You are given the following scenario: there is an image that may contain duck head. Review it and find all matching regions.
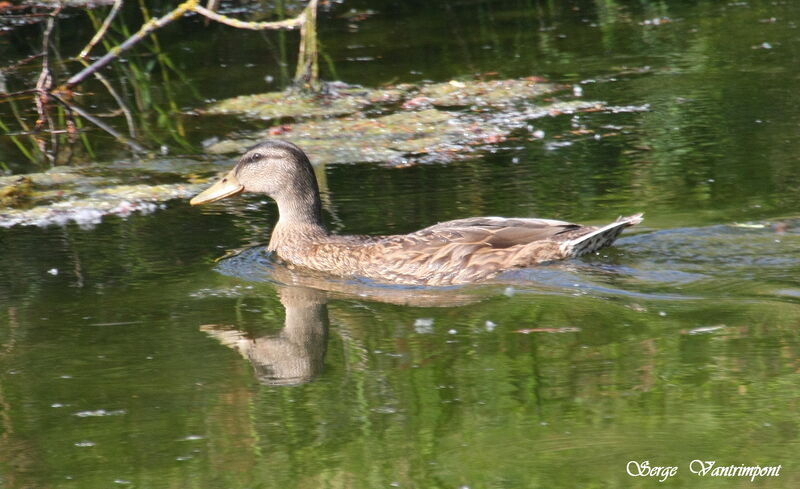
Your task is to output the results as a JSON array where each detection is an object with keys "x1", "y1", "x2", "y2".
[{"x1": 190, "y1": 140, "x2": 320, "y2": 207}]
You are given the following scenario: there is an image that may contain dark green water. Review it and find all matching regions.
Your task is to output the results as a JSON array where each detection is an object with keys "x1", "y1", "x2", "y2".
[{"x1": 2, "y1": 1, "x2": 800, "y2": 488}]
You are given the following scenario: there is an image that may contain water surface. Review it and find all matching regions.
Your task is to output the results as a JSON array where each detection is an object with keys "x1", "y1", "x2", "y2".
[{"x1": 2, "y1": 1, "x2": 800, "y2": 488}]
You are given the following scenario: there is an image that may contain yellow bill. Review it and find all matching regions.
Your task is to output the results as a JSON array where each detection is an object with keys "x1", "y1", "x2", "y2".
[{"x1": 190, "y1": 170, "x2": 244, "y2": 206}]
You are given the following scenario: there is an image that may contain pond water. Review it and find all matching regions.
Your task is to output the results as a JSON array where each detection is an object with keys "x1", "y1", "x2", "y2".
[{"x1": 2, "y1": 0, "x2": 800, "y2": 488}]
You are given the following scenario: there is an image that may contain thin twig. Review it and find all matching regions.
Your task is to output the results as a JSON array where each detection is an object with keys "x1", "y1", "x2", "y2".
[
  {"x1": 4, "y1": 92, "x2": 43, "y2": 162},
  {"x1": 0, "y1": 53, "x2": 44, "y2": 75},
  {"x1": 5, "y1": 128, "x2": 78, "y2": 136},
  {"x1": 60, "y1": 0, "x2": 310, "y2": 91},
  {"x1": 192, "y1": 5, "x2": 305, "y2": 30},
  {"x1": 35, "y1": 5, "x2": 61, "y2": 129},
  {"x1": 78, "y1": 0, "x2": 123, "y2": 59},
  {"x1": 35, "y1": 5, "x2": 62, "y2": 163},
  {"x1": 78, "y1": 0, "x2": 137, "y2": 138},
  {"x1": 294, "y1": 0, "x2": 319, "y2": 89},
  {"x1": 78, "y1": 58, "x2": 138, "y2": 138},
  {"x1": 61, "y1": 0, "x2": 199, "y2": 90},
  {"x1": 203, "y1": 0, "x2": 218, "y2": 26},
  {"x1": 0, "y1": 89, "x2": 38, "y2": 99},
  {"x1": 49, "y1": 92, "x2": 148, "y2": 154},
  {"x1": 0, "y1": 117, "x2": 36, "y2": 161},
  {"x1": 40, "y1": 0, "x2": 319, "y2": 158}
]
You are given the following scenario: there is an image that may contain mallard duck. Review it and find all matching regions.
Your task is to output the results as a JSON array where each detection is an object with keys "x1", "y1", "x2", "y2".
[{"x1": 191, "y1": 140, "x2": 642, "y2": 286}]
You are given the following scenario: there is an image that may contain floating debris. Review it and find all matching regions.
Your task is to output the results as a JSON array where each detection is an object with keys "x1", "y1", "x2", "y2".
[
  {"x1": 414, "y1": 317, "x2": 434, "y2": 334},
  {"x1": 0, "y1": 184, "x2": 195, "y2": 228},
  {"x1": 732, "y1": 222, "x2": 766, "y2": 229},
  {"x1": 641, "y1": 17, "x2": 672, "y2": 26},
  {"x1": 189, "y1": 286, "x2": 251, "y2": 298},
  {"x1": 515, "y1": 327, "x2": 581, "y2": 334},
  {"x1": 179, "y1": 435, "x2": 205, "y2": 441},
  {"x1": 0, "y1": 176, "x2": 34, "y2": 207},
  {"x1": 205, "y1": 84, "x2": 406, "y2": 120},
  {"x1": 683, "y1": 325, "x2": 726, "y2": 335},
  {"x1": 204, "y1": 78, "x2": 617, "y2": 166},
  {"x1": 417, "y1": 78, "x2": 561, "y2": 108},
  {"x1": 74, "y1": 409, "x2": 127, "y2": 417},
  {"x1": 0, "y1": 164, "x2": 201, "y2": 229}
]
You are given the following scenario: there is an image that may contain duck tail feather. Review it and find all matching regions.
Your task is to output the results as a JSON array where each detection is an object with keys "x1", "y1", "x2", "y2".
[{"x1": 560, "y1": 213, "x2": 643, "y2": 258}]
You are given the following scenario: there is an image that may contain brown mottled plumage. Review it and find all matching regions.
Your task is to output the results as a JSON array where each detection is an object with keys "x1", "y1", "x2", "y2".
[{"x1": 191, "y1": 140, "x2": 643, "y2": 286}]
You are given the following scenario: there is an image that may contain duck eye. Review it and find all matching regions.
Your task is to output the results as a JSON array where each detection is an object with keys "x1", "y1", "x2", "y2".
[{"x1": 248, "y1": 152, "x2": 263, "y2": 163}]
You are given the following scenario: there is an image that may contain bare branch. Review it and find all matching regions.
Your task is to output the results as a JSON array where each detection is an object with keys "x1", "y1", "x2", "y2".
[
  {"x1": 60, "y1": 0, "x2": 312, "y2": 92},
  {"x1": 1, "y1": 53, "x2": 45, "y2": 76},
  {"x1": 203, "y1": 0, "x2": 218, "y2": 27},
  {"x1": 35, "y1": 5, "x2": 61, "y2": 128},
  {"x1": 61, "y1": 0, "x2": 200, "y2": 91},
  {"x1": 294, "y1": 0, "x2": 319, "y2": 90},
  {"x1": 35, "y1": 5, "x2": 62, "y2": 163},
  {"x1": 78, "y1": 59, "x2": 138, "y2": 138},
  {"x1": 26, "y1": 0, "x2": 321, "y2": 158},
  {"x1": 192, "y1": 5, "x2": 305, "y2": 31},
  {"x1": 49, "y1": 93, "x2": 147, "y2": 154},
  {"x1": 78, "y1": 0, "x2": 123, "y2": 59}
]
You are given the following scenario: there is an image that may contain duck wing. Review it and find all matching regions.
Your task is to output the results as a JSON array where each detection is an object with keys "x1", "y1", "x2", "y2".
[
  {"x1": 417, "y1": 216, "x2": 581, "y2": 248},
  {"x1": 313, "y1": 215, "x2": 641, "y2": 286},
  {"x1": 360, "y1": 215, "x2": 642, "y2": 285},
  {"x1": 356, "y1": 217, "x2": 582, "y2": 285}
]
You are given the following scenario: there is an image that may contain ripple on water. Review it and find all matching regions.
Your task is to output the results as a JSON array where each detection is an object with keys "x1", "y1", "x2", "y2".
[
  {"x1": 207, "y1": 221, "x2": 800, "y2": 305},
  {"x1": 618, "y1": 222, "x2": 800, "y2": 299}
]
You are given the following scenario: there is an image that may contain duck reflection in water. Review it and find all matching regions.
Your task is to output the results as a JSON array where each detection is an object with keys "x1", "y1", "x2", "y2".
[
  {"x1": 201, "y1": 286, "x2": 328, "y2": 386},
  {"x1": 200, "y1": 244, "x2": 491, "y2": 385}
]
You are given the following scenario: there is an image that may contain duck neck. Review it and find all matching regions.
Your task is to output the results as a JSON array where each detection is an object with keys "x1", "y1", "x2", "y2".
[{"x1": 268, "y1": 190, "x2": 328, "y2": 252}]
